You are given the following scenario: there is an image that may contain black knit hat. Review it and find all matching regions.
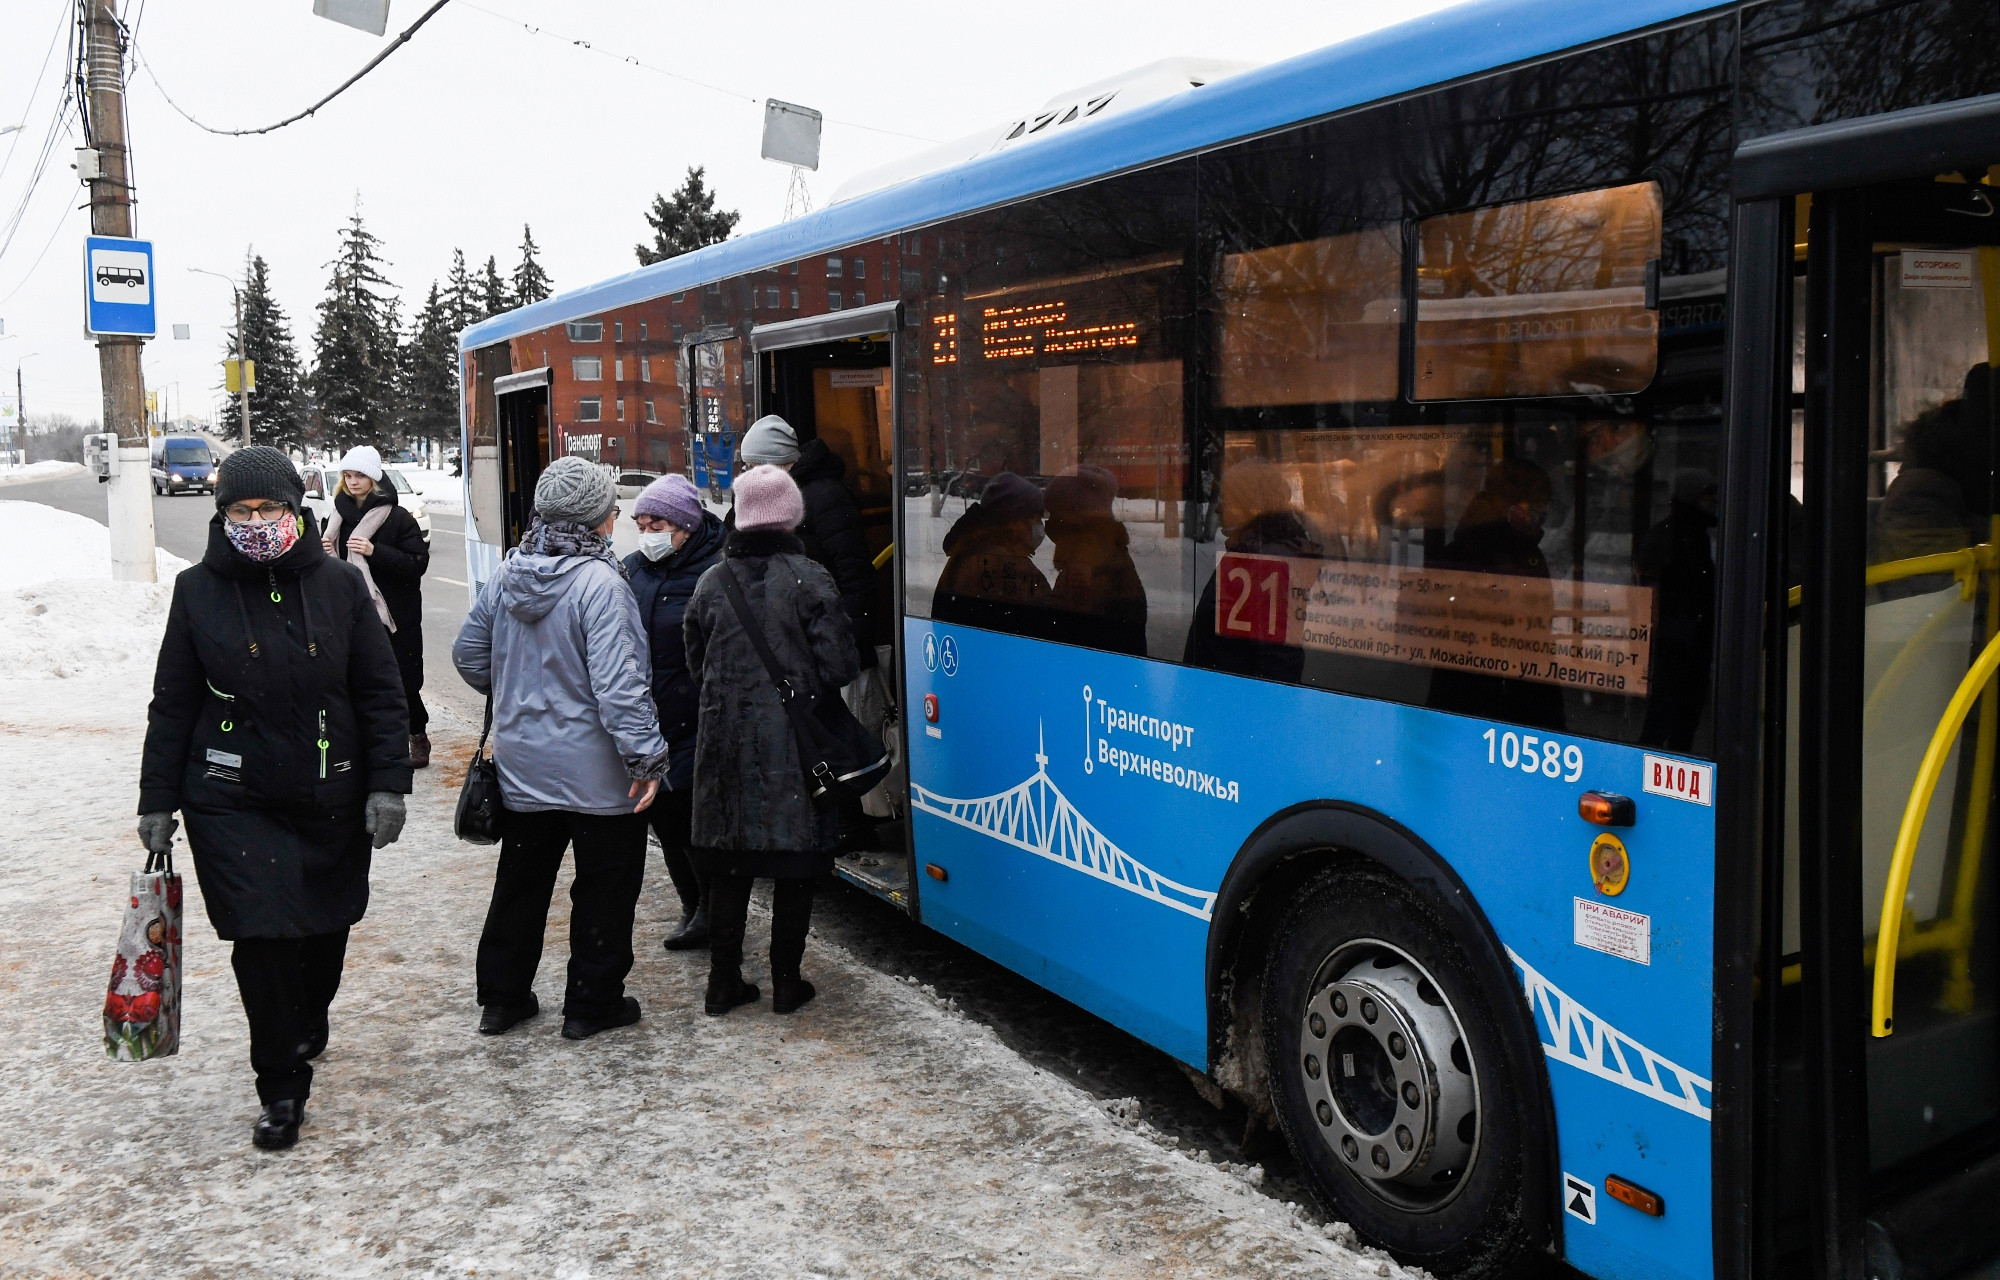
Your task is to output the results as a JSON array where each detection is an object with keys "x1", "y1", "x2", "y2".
[{"x1": 214, "y1": 446, "x2": 305, "y2": 510}]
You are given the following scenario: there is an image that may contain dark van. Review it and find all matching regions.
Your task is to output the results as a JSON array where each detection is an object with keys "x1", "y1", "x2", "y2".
[{"x1": 150, "y1": 436, "x2": 215, "y2": 496}]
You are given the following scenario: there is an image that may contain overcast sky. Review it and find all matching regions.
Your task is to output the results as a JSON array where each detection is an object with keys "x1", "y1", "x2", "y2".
[{"x1": 0, "y1": 0, "x2": 1465, "y2": 426}]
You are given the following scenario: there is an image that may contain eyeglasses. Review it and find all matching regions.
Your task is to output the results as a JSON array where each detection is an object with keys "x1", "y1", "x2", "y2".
[{"x1": 224, "y1": 501, "x2": 294, "y2": 524}]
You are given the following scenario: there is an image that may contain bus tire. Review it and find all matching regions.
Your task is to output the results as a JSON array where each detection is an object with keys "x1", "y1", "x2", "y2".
[{"x1": 1263, "y1": 864, "x2": 1547, "y2": 1279}]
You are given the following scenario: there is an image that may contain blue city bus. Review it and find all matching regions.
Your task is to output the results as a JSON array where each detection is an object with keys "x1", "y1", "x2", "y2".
[{"x1": 457, "y1": 3, "x2": 2000, "y2": 1275}]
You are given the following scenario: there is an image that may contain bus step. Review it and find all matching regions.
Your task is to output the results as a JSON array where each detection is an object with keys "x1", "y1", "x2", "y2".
[{"x1": 834, "y1": 851, "x2": 911, "y2": 912}]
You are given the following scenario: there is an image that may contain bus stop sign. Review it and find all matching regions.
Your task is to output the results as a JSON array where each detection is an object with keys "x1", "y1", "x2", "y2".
[{"x1": 84, "y1": 236, "x2": 155, "y2": 337}]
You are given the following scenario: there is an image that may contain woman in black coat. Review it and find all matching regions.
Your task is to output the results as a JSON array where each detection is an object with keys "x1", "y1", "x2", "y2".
[
  {"x1": 322, "y1": 445, "x2": 431, "y2": 767},
  {"x1": 138, "y1": 447, "x2": 411, "y2": 1151},
  {"x1": 624, "y1": 474, "x2": 724, "y2": 950},
  {"x1": 684, "y1": 465, "x2": 859, "y2": 1017}
]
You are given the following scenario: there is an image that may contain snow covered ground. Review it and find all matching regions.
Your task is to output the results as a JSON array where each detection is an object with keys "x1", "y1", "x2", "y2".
[
  {"x1": 393, "y1": 465, "x2": 464, "y2": 515},
  {"x1": 0, "y1": 500, "x2": 188, "y2": 591},
  {"x1": 0, "y1": 497, "x2": 1403, "y2": 1279},
  {"x1": 0, "y1": 460, "x2": 85, "y2": 488}
]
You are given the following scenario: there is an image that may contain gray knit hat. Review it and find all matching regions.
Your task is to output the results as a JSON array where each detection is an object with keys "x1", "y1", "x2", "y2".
[
  {"x1": 533, "y1": 456, "x2": 617, "y2": 527},
  {"x1": 214, "y1": 445, "x2": 305, "y2": 511},
  {"x1": 740, "y1": 414, "x2": 801, "y2": 466}
]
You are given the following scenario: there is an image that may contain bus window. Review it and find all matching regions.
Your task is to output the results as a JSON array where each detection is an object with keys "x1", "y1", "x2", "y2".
[
  {"x1": 904, "y1": 165, "x2": 1196, "y2": 659},
  {"x1": 1215, "y1": 225, "x2": 1402, "y2": 407},
  {"x1": 1192, "y1": 402, "x2": 1722, "y2": 748},
  {"x1": 1413, "y1": 182, "x2": 1662, "y2": 401}
]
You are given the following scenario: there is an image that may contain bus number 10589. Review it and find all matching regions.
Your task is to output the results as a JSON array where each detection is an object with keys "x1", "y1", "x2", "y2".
[{"x1": 1483, "y1": 727, "x2": 1585, "y2": 782}]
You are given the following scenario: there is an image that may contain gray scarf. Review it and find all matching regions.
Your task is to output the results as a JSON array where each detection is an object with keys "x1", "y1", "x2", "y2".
[{"x1": 520, "y1": 516, "x2": 627, "y2": 579}]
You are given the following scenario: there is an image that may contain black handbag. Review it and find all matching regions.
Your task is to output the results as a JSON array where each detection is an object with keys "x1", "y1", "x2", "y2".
[
  {"x1": 454, "y1": 696, "x2": 505, "y2": 844},
  {"x1": 719, "y1": 562, "x2": 890, "y2": 803}
]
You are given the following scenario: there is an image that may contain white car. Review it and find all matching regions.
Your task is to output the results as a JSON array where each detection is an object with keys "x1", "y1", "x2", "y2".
[{"x1": 300, "y1": 462, "x2": 432, "y2": 542}]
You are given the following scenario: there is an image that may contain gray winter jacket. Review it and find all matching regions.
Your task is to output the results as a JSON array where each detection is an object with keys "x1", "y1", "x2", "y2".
[
  {"x1": 452, "y1": 550, "x2": 669, "y2": 816},
  {"x1": 685, "y1": 527, "x2": 860, "y2": 870}
]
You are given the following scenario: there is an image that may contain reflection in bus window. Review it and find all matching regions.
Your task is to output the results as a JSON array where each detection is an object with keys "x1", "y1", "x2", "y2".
[
  {"x1": 1215, "y1": 225, "x2": 1401, "y2": 407},
  {"x1": 903, "y1": 171, "x2": 1195, "y2": 658},
  {"x1": 1193, "y1": 411, "x2": 1720, "y2": 747},
  {"x1": 1414, "y1": 182, "x2": 1662, "y2": 401}
]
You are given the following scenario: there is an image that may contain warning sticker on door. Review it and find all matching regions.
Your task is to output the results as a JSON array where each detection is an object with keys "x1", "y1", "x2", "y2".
[
  {"x1": 1574, "y1": 898, "x2": 1651, "y2": 965},
  {"x1": 1564, "y1": 1173, "x2": 1598, "y2": 1224}
]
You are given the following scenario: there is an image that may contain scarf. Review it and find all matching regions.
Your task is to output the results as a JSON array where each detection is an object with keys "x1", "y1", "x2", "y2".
[
  {"x1": 322, "y1": 501, "x2": 397, "y2": 632},
  {"x1": 520, "y1": 516, "x2": 627, "y2": 579}
]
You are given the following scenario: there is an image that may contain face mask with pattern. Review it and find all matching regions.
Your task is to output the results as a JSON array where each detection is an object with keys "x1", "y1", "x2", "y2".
[{"x1": 224, "y1": 514, "x2": 301, "y2": 562}]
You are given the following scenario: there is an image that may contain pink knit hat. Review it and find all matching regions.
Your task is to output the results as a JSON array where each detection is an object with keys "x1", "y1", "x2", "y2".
[{"x1": 731, "y1": 464, "x2": 805, "y2": 532}]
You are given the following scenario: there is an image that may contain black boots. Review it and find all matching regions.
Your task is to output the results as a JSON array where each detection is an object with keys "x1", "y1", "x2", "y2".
[
  {"x1": 252, "y1": 1099, "x2": 303, "y2": 1150},
  {"x1": 704, "y1": 972, "x2": 760, "y2": 1016},
  {"x1": 772, "y1": 976, "x2": 817, "y2": 1014},
  {"x1": 662, "y1": 910, "x2": 710, "y2": 951},
  {"x1": 561, "y1": 995, "x2": 641, "y2": 1041},
  {"x1": 478, "y1": 993, "x2": 539, "y2": 1036},
  {"x1": 409, "y1": 733, "x2": 431, "y2": 769}
]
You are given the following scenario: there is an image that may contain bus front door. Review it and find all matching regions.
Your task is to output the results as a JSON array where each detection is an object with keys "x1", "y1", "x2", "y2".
[
  {"x1": 493, "y1": 368, "x2": 553, "y2": 550},
  {"x1": 1787, "y1": 165, "x2": 2000, "y2": 1279}
]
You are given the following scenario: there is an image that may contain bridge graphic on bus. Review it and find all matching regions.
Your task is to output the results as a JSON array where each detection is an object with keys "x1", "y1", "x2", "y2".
[
  {"x1": 1509, "y1": 947, "x2": 1712, "y2": 1120},
  {"x1": 911, "y1": 728, "x2": 1218, "y2": 921}
]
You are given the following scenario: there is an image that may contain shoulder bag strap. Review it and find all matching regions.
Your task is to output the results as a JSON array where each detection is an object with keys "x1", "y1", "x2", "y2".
[
  {"x1": 719, "y1": 562, "x2": 831, "y2": 788},
  {"x1": 476, "y1": 693, "x2": 493, "y2": 758}
]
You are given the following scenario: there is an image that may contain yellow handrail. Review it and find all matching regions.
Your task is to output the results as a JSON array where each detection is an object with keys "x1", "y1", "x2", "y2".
[
  {"x1": 1872, "y1": 627, "x2": 2000, "y2": 1035},
  {"x1": 1787, "y1": 544, "x2": 1992, "y2": 610},
  {"x1": 872, "y1": 541, "x2": 895, "y2": 571}
]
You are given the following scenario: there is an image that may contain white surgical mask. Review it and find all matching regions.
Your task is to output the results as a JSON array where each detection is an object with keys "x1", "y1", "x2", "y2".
[{"x1": 639, "y1": 529, "x2": 678, "y2": 561}]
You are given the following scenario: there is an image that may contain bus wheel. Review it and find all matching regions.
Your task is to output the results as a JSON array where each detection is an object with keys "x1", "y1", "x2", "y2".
[{"x1": 1264, "y1": 866, "x2": 1545, "y2": 1279}]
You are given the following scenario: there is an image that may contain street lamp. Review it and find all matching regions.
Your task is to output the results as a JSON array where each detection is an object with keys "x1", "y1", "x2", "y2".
[
  {"x1": 0, "y1": 125, "x2": 22, "y2": 138},
  {"x1": 187, "y1": 267, "x2": 249, "y2": 446}
]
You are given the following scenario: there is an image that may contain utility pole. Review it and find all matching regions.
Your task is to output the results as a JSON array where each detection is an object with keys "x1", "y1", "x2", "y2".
[
  {"x1": 232, "y1": 287, "x2": 249, "y2": 446},
  {"x1": 86, "y1": 0, "x2": 156, "y2": 583}
]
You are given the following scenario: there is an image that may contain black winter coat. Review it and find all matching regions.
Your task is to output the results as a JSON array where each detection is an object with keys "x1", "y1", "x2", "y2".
[
  {"x1": 140, "y1": 516, "x2": 412, "y2": 939},
  {"x1": 328, "y1": 485, "x2": 429, "y2": 659},
  {"x1": 684, "y1": 527, "x2": 860, "y2": 876},
  {"x1": 791, "y1": 438, "x2": 877, "y2": 667},
  {"x1": 622, "y1": 509, "x2": 724, "y2": 791}
]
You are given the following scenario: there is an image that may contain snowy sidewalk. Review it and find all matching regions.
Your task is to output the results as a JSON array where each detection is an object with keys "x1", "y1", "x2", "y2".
[{"x1": 0, "y1": 503, "x2": 1397, "y2": 1279}]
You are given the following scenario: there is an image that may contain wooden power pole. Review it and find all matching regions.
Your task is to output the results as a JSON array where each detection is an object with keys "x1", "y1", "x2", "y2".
[{"x1": 85, "y1": 0, "x2": 157, "y2": 583}]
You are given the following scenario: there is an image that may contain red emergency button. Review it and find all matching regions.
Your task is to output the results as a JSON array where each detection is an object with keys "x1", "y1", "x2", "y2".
[{"x1": 923, "y1": 693, "x2": 939, "y2": 724}]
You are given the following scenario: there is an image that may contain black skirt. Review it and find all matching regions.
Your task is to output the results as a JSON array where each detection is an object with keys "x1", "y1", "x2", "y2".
[{"x1": 691, "y1": 846, "x2": 833, "y2": 881}]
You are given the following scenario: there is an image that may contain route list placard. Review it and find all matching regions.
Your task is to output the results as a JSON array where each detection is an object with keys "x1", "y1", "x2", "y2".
[{"x1": 1214, "y1": 551, "x2": 1654, "y2": 694}]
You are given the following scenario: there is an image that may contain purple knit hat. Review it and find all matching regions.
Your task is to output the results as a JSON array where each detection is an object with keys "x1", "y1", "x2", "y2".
[
  {"x1": 635, "y1": 473, "x2": 704, "y2": 531},
  {"x1": 732, "y1": 464, "x2": 805, "y2": 532}
]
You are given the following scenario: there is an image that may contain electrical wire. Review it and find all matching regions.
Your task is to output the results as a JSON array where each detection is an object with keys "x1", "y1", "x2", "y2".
[
  {"x1": 0, "y1": 0, "x2": 78, "y2": 190},
  {"x1": 0, "y1": 198, "x2": 82, "y2": 307},
  {"x1": 133, "y1": 0, "x2": 455, "y2": 137},
  {"x1": 455, "y1": 1, "x2": 939, "y2": 144},
  {"x1": 0, "y1": 5, "x2": 83, "y2": 270}
]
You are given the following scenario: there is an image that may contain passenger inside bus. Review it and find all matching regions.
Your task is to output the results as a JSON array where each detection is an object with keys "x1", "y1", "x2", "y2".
[
  {"x1": 1876, "y1": 362, "x2": 1993, "y2": 566},
  {"x1": 1423, "y1": 457, "x2": 1567, "y2": 731},
  {"x1": 1183, "y1": 460, "x2": 1318, "y2": 681}
]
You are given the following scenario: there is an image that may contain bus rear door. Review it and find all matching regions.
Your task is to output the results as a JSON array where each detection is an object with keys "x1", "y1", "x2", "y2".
[{"x1": 1750, "y1": 100, "x2": 2000, "y2": 1279}]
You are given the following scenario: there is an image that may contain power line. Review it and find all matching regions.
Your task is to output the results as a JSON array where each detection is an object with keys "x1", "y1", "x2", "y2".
[
  {"x1": 0, "y1": 0, "x2": 78, "y2": 191},
  {"x1": 456, "y1": 2, "x2": 940, "y2": 144},
  {"x1": 0, "y1": 199, "x2": 82, "y2": 307},
  {"x1": 133, "y1": 0, "x2": 455, "y2": 137}
]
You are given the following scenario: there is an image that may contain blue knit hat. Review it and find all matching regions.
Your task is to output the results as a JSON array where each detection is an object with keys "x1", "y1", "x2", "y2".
[{"x1": 635, "y1": 474, "x2": 704, "y2": 532}]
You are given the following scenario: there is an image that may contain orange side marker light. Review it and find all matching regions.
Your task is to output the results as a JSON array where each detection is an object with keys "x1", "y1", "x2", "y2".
[
  {"x1": 924, "y1": 863, "x2": 948, "y2": 882},
  {"x1": 1579, "y1": 791, "x2": 1636, "y2": 826},
  {"x1": 1605, "y1": 1175, "x2": 1664, "y2": 1217}
]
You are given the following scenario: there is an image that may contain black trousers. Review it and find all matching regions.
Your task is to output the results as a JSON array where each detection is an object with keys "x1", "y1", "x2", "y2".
[
  {"x1": 230, "y1": 929, "x2": 349, "y2": 1105},
  {"x1": 391, "y1": 627, "x2": 428, "y2": 735},
  {"x1": 476, "y1": 808, "x2": 647, "y2": 1019},
  {"x1": 645, "y1": 789, "x2": 704, "y2": 919},
  {"x1": 707, "y1": 873, "x2": 815, "y2": 983}
]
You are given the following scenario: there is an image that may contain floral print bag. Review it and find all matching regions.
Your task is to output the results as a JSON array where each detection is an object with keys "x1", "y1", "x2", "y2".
[{"x1": 103, "y1": 851, "x2": 182, "y2": 1061}]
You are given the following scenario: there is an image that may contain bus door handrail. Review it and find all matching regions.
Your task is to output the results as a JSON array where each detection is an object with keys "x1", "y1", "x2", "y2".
[
  {"x1": 1787, "y1": 544, "x2": 1992, "y2": 609},
  {"x1": 1872, "y1": 626, "x2": 2000, "y2": 1036}
]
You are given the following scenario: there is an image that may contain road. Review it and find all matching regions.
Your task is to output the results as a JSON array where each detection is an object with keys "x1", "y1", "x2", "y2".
[{"x1": 0, "y1": 471, "x2": 1338, "y2": 1222}]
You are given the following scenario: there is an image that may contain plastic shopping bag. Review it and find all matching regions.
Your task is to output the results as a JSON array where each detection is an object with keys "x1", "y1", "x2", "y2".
[{"x1": 102, "y1": 851, "x2": 183, "y2": 1061}]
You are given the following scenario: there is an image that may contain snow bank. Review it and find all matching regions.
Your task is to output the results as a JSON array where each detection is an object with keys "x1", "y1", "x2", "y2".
[
  {"x1": 393, "y1": 465, "x2": 463, "y2": 514},
  {"x1": 0, "y1": 460, "x2": 85, "y2": 488},
  {"x1": 0, "y1": 500, "x2": 188, "y2": 592}
]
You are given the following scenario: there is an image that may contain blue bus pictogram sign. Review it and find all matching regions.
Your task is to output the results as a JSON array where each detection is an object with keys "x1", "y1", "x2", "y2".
[{"x1": 84, "y1": 236, "x2": 155, "y2": 337}]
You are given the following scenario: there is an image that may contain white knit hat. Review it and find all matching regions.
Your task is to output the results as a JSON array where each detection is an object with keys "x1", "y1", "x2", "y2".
[{"x1": 336, "y1": 445, "x2": 384, "y2": 481}]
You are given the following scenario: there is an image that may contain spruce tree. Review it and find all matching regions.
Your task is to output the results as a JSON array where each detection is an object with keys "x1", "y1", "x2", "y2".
[
  {"x1": 635, "y1": 166, "x2": 740, "y2": 265},
  {"x1": 311, "y1": 202, "x2": 400, "y2": 450},
  {"x1": 511, "y1": 224, "x2": 553, "y2": 306},
  {"x1": 401, "y1": 281, "x2": 460, "y2": 455},
  {"x1": 444, "y1": 248, "x2": 481, "y2": 333},
  {"x1": 231, "y1": 253, "x2": 310, "y2": 449},
  {"x1": 479, "y1": 255, "x2": 511, "y2": 319}
]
